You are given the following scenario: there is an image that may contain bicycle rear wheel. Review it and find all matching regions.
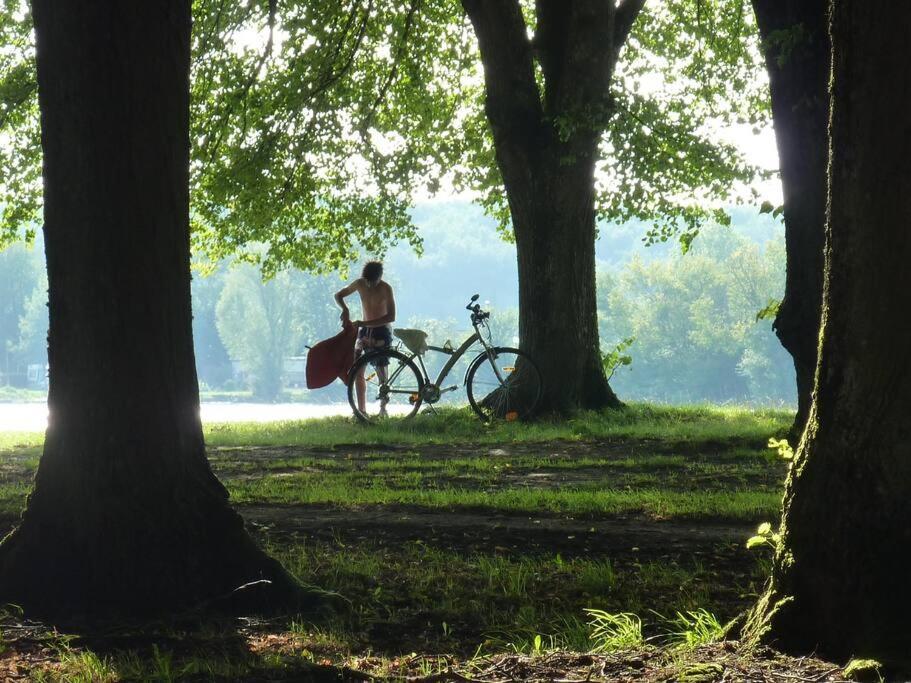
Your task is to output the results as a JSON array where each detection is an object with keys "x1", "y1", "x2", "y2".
[
  {"x1": 347, "y1": 349, "x2": 424, "y2": 424},
  {"x1": 466, "y1": 347, "x2": 542, "y2": 421}
]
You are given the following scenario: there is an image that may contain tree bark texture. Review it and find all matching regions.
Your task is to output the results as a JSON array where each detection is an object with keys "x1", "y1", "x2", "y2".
[
  {"x1": 0, "y1": 1, "x2": 300, "y2": 617},
  {"x1": 745, "y1": 2, "x2": 911, "y2": 663},
  {"x1": 461, "y1": 0, "x2": 644, "y2": 413},
  {"x1": 751, "y1": 0, "x2": 829, "y2": 439}
]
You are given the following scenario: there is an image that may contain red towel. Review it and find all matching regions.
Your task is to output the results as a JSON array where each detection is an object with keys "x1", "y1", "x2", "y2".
[{"x1": 306, "y1": 321, "x2": 359, "y2": 389}]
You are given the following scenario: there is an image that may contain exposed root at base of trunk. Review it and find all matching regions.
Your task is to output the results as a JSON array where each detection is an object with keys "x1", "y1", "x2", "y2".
[{"x1": 0, "y1": 505, "x2": 333, "y2": 623}]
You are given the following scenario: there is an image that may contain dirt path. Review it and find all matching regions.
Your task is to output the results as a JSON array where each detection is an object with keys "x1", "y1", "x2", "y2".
[
  {"x1": 1, "y1": 436, "x2": 773, "y2": 561},
  {"x1": 211, "y1": 436, "x2": 772, "y2": 463},
  {"x1": 239, "y1": 502, "x2": 753, "y2": 560}
]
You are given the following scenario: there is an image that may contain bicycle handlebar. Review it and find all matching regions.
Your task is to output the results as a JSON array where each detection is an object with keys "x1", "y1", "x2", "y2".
[{"x1": 466, "y1": 293, "x2": 489, "y2": 325}]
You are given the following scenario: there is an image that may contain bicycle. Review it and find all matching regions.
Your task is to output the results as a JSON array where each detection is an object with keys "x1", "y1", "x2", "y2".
[{"x1": 347, "y1": 294, "x2": 543, "y2": 423}]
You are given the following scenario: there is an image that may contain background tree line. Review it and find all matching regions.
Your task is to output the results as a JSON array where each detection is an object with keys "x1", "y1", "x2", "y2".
[
  {"x1": 1, "y1": 203, "x2": 791, "y2": 405},
  {"x1": 0, "y1": 241, "x2": 46, "y2": 389}
]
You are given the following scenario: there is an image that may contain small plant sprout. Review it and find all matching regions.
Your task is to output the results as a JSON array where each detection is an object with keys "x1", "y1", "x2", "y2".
[
  {"x1": 601, "y1": 337, "x2": 635, "y2": 382},
  {"x1": 768, "y1": 437, "x2": 794, "y2": 460},
  {"x1": 584, "y1": 609, "x2": 643, "y2": 652},
  {"x1": 843, "y1": 658, "x2": 883, "y2": 682},
  {"x1": 746, "y1": 521, "x2": 782, "y2": 550}
]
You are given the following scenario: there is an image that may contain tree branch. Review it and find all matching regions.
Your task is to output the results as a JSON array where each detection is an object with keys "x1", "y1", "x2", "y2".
[
  {"x1": 241, "y1": 0, "x2": 278, "y2": 135},
  {"x1": 461, "y1": 0, "x2": 544, "y2": 153},
  {"x1": 205, "y1": 0, "x2": 277, "y2": 165},
  {"x1": 305, "y1": 0, "x2": 373, "y2": 105},
  {"x1": 533, "y1": 0, "x2": 570, "y2": 114},
  {"x1": 0, "y1": 81, "x2": 37, "y2": 130},
  {"x1": 362, "y1": 0, "x2": 422, "y2": 130},
  {"x1": 613, "y1": 0, "x2": 646, "y2": 55}
]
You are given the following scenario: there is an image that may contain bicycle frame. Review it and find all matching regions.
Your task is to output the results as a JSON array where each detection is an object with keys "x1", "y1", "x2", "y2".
[
  {"x1": 423, "y1": 332, "x2": 481, "y2": 388},
  {"x1": 409, "y1": 320, "x2": 496, "y2": 390},
  {"x1": 359, "y1": 331, "x2": 482, "y2": 397},
  {"x1": 351, "y1": 294, "x2": 539, "y2": 421},
  {"x1": 358, "y1": 309, "x2": 499, "y2": 401}
]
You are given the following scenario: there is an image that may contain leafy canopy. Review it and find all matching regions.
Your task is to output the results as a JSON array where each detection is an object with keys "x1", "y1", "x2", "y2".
[{"x1": 1, "y1": 0, "x2": 769, "y2": 269}]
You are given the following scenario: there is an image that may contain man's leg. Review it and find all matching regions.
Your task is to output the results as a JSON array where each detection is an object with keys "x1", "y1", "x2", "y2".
[
  {"x1": 377, "y1": 364, "x2": 388, "y2": 417},
  {"x1": 355, "y1": 365, "x2": 367, "y2": 413},
  {"x1": 374, "y1": 337, "x2": 389, "y2": 417},
  {"x1": 354, "y1": 334, "x2": 368, "y2": 413}
]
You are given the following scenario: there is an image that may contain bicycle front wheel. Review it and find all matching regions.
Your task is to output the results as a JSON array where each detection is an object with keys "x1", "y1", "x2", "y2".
[
  {"x1": 347, "y1": 349, "x2": 424, "y2": 424},
  {"x1": 466, "y1": 347, "x2": 542, "y2": 421}
]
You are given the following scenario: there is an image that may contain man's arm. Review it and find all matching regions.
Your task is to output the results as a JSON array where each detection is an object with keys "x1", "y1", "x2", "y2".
[{"x1": 334, "y1": 279, "x2": 361, "y2": 321}]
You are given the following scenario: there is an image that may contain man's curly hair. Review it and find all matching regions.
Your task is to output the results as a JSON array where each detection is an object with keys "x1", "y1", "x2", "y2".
[{"x1": 362, "y1": 260, "x2": 383, "y2": 284}]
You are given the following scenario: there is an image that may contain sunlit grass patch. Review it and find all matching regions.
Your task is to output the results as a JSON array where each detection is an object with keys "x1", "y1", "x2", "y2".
[
  {"x1": 0, "y1": 387, "x2": 45, "y2": 402},
  {"x1": 202, "y1": 403, "x2": 793, "y2": 450},
  {"x1": 0, "y1": 404, "x2": 789, "y2": 527},
  {"x1": 585, "y1": 610, "x2": 644, "y2": 652},
  {"x1": 0, "y1": 432, "x2": 43, "y2": 452},
  {"x1": 229, "y1": 478, "x2": 780, "y2": 521},
  {"x1": 666, "y1": 608, "x2": 725, "y2": 649},
  {"x1": 0, "y1": 403, "x2": 792, "y2": 454}
]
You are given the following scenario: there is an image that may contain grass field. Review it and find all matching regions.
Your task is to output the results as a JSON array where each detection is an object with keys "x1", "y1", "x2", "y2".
[{"x1": 0, "y1": 404, "x2": 798, "y2": 680}]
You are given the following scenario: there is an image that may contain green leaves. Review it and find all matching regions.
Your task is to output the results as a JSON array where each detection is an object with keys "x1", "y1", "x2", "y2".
[
  {"x1": 746, "y1": 521, "x2": 781, "y2": 550},
  {"x1": 597, "y1": 221, "x2": 792, "y2": 404},
  {"x1": 213, "y1": 264, "x2": 338, "y2": 398},
  {"x1": 755, "y1": 298, "x2": 780, "y2": 322},
  {"x1": 764, "y1": 24, "x2": 812, "y2": 69},
  {"x1": 595, "y1": 0, "x2": 770, "y2": 250},
  {"x1": 767, "y1": 437, "x2": 794, "y2": 460},
  {"x1": 1, "y1": 0, "x2": 774, "y2": 278},
  {"x1": 187, "y1": 0, "x2": 502, "y2": 274},
  {"x1": 0, "y1": 1, "x2": 39, "y2": 246},
  {"x1": 759, "y1": 200, "x2": 784, "y2": 218},
  {"x1": 600, "y1": 337, "x2": 635, "y2": 383}
]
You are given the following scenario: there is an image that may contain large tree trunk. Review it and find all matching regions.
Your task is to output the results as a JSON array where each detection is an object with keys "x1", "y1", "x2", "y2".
[
  {"x1": 751, "y1": 0, "x2": 829, "y2": 439},
  {"x1": 745, "y1": 2, "x2": 911, "y2": 663},
  {"x1": 461, "y1": 0, "x2": 642, "y2": 413},
  {"x1": 512, "y1": 152, "x2": 618, "y2": 412},
  {"x1": 0, "y1": 1, "x2": 301, "y2": 617}
]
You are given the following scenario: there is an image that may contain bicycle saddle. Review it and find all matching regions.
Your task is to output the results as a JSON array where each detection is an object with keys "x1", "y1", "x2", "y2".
[{"x1": 393, "y1": 328, "x2": 429, "y2": 355}]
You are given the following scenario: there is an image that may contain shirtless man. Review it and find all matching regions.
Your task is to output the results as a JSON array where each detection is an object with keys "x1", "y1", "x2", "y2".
[{"x1": 334, "y1": 261, "x2": 396, "y2": 415}]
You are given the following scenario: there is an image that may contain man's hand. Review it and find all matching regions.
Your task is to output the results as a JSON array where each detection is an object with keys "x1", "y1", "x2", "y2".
[{"x1": 351, "y1": 320, "x2": 363, "y2": 328}]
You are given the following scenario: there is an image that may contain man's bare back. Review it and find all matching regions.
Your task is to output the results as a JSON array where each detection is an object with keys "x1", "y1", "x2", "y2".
[
  {"x1": 352, "y1": 279, "x2": 394, "y2": 326},
  {"x1": 334, "y1": 261, "x2": 396, "y2": 329}
]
